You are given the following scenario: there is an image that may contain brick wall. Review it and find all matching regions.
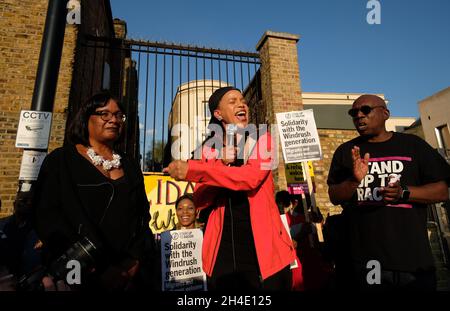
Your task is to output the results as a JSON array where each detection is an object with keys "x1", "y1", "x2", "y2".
[
  {"x1": 313, "y1": 129, "x2": 358, "y2": 216},
  {"x1": 0, "y1": 0, "x2": 77, "y2": 217}
]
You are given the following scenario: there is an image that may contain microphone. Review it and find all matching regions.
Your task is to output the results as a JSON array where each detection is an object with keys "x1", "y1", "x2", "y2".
[
  {"x1": 226, "y1": 124, "x2": 238, "y2": 147},
  {"x1": 225, "y1": 124, "x2": 238, "y2": 166}
]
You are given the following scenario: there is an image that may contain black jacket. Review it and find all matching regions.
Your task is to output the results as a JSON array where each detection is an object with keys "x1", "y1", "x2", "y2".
[{"x1": 33, "y1": 144, "x2": 152, "y2": 268}]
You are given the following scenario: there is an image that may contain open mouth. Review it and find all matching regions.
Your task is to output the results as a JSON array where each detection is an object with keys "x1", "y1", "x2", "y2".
[
  {"x1": 235, "y1": 111, "x2": 247, "y2": 122},
  {"x1": 356, "y1": 122, "x2": 367, "y2": 131}
]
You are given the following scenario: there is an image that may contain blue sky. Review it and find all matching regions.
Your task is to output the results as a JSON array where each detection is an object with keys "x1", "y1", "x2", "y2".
[{"x1": 110, "y1": 0, "x2": 450, "y2": 118}]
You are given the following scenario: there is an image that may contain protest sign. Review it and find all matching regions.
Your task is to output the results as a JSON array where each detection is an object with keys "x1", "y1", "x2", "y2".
[
  {"x1": 161, "y1": 229, "x2": 207, "y2": 291},
  {"x1": 144, "y1": 173, "x2": 195, "y2": 234},
  {"x1": 276, "y1": 109, "x2": 322, "y2": 163},
  {"x1": 285, "y1": 162, "x2": 315, "y2": 195}
]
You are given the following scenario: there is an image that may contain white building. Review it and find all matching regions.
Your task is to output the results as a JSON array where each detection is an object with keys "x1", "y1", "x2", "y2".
[
  {"x1": 168, "y1": 80, "x2": 229, "y2": 160},
  {"x1": 419, "y1": 86, "x2": 450, "y2": 158}
]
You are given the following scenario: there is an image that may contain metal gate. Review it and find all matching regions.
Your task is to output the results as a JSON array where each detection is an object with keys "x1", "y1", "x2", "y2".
[{"x1": 78, "y1": 36, "x2": 262, "y2": 172}]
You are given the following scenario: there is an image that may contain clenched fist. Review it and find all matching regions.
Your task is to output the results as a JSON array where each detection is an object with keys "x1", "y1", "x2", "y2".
[
  {"x1": 222, "y1": 145, "x2": 236, "y2": 166},
  {"x1": 163, "y1": 160, "x2": 189, "y2": 181}
]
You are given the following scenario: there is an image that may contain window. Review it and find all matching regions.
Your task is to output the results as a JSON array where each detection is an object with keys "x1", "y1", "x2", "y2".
[
  {"x1": 203, "y1": 100, "x2": 211, "y2": 119},
  {"x1": 435, "y1": 124, "x2": 450, "y2": 157}
]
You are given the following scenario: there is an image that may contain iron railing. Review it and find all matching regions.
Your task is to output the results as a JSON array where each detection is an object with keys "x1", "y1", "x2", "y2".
[{"x1": 80, "y1": 36, "x2": 262, "y2": 171}]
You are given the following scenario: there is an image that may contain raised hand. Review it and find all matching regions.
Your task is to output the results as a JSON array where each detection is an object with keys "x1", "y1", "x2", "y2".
[{"x1": 351, "y1": 146, "x2": 370, "y2": 183}]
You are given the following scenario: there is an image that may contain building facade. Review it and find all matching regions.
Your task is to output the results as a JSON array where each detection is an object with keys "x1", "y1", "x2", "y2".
[
  {"x1": 167, "y1": 80, "x2": 229, "y2": 162},
  {"x1": 419, "y1": 86, "x2": 450, "y2": 160}
]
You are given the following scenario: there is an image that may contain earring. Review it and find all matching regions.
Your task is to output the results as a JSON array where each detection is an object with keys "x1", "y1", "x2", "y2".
[{"x1": 217, "y1": 116, "x2": 222, "y2": 121}]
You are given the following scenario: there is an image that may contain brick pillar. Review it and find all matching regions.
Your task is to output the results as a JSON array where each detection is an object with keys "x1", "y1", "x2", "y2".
[{"x1": 256, "y1": 31, "x2": 303, "y2": 191}]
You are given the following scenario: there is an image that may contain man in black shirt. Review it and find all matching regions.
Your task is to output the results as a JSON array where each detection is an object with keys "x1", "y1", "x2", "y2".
[{"x1": 327, "y1": 94, "x2": 450, "y2": 290}]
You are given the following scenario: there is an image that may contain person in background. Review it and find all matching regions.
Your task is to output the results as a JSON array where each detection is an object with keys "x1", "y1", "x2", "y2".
[
  {"x1": 174, "y1": 194, "x2": 203, "y2": 230},
  {"x1": 275, "y1": 190, "x2": 294, "y2": 215},
  {"x1": 0, "y1": 191, "x2": 41, "y2": 282},
  {"x1": 275, "y1": 190, "x2": 304, "y2": 291}
]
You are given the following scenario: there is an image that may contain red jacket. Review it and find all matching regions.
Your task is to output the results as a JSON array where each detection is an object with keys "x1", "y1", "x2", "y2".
[{"x1": 185, "y1": 132, "x2": 296, "y2": 280}]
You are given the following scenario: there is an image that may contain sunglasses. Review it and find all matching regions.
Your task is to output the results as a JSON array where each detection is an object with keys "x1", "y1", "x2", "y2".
[{"x1": 348, "y1": 105, "x2": 385, "y2": 118}]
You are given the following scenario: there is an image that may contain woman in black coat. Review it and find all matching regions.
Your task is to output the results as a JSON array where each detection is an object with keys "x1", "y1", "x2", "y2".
[{"x1": 33, "y1": 92, "x2": 155, "y2": 290}]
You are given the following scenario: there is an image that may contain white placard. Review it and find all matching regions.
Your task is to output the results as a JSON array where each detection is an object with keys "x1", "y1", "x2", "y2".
[
  {"x1": 280, "y1": 214, "x2": 298, "y2": 269},
  {"x1": 276, "y1": 109, "x2": 322, "y2": 163},
  {"x1": 19, "y1": 150, "x2": 47, "y2": 180},
  {"x1": 15, "y1": 110, "x2": 52, "y2": 149},
  {"x1": 161, "y1": 229, "x2": 207, "y2": 291}
]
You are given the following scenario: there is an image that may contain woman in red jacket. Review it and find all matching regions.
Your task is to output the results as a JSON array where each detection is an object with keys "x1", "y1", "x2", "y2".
[{"x1": 164, "y1": 86, "x2": 296, "y2": 291}]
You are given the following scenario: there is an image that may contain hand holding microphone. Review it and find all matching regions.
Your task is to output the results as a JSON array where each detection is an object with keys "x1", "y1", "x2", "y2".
[{"x1": 223, "y1": 124, "x2": 238, "y2": 166}]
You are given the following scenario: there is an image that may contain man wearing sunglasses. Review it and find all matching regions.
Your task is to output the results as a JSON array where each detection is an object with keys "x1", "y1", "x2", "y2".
[{"x1": 327, "y1": 94, "x2": 450, "y2": 290}]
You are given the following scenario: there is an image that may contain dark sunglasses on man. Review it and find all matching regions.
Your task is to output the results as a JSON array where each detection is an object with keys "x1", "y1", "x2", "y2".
[{"x1": 348, "y1": 105, "x2": 385, "y2": 118}]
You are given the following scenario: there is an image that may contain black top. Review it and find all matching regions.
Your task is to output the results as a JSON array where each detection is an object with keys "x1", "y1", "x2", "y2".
[
  {"x1": 33, "y1": 144, "x2": 152, "y2": 267},
  {"x1": 327, "y1": 132, "x2": 450, "y2": 272},
  {"x1": 214, "y1": 132, "x2": 259, "y2": 273},
  {"x1": 209, "y1": 189, "x2": 261, "y2": 289},
  {"x1": 218, "y1": 190, "x2": 259, "y2": 271},
  {"x1": 203, "y1": 130, "x2": 261, "y2": 286},
  {"x1": 77, "y1": 172, "x2": 134, "y2": 257}
]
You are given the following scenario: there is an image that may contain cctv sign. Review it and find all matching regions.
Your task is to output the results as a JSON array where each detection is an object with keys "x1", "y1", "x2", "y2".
[{"x1": 15, "y1": 110, "x2": 52, "y2": 149}]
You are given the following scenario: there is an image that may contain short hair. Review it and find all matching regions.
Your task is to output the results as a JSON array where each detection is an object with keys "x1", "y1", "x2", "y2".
[
  {"x1": 66, "y1": 91, "x2": 125, "y2": 146},
  {"x1": 15, "y1": 190, "x2": 34, "y2": 203},
  {"x1": 275, "y1": 190, "x2": 291, "y2": 208},
  {"x1": 175, "y1": 193, "x2": 195, "y2": 209}
]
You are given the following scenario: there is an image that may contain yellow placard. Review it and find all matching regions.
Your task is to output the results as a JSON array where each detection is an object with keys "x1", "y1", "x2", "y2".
[
  {"x1": 144, "y1": 173, "x2": 195, "y2": 234},
  {"x1": 285, "y1": 161, "x2": 314, "y2": 184}
]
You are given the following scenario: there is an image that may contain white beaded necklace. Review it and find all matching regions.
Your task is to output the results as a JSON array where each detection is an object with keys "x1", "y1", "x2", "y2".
[{"x1": 86, "y1": 147, "x2": 121, "y2": 171}]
